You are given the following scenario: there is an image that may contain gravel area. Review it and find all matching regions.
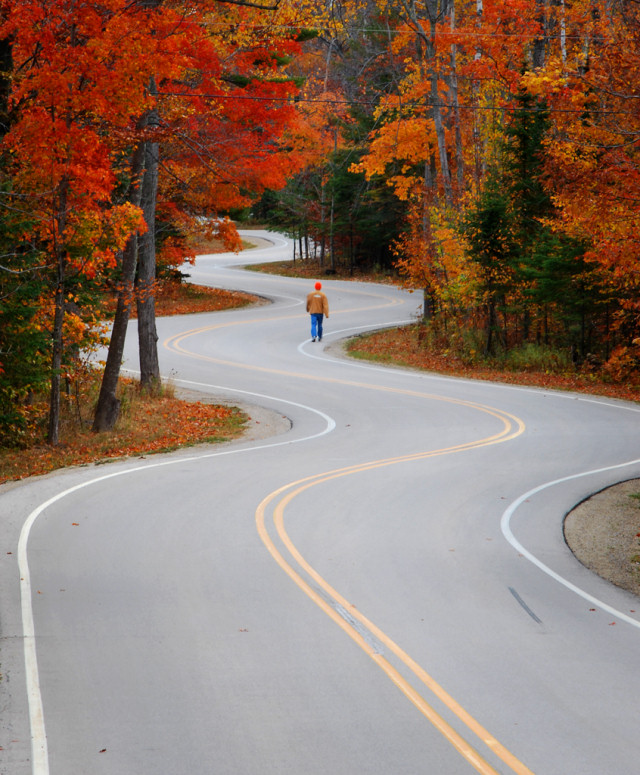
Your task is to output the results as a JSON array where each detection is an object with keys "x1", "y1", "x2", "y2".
[
  {"x1": 564, "y1": 479, "x2": 640, "y2": 597},
  {"x1": 174, "y1": 388, "x2": 291, "y2": 443}
]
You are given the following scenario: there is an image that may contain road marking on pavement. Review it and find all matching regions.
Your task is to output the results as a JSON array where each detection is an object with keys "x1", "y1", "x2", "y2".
[
  {"x1": 167, "y1": 306, "x2": 534, "y2": 771},
  {"x1": 162, "y1": 285, "x2": 408, "y2": 359},
  {"x1": 256, "y1": 405, "x2": 534, "y2": 775},
  {"x1": 165, "y1": 324, "x2": 531, "y2": 440},
  {"x1": 17, "y1": 386, "x2": 338, "y2": 775},
  {"x1": 501, "y1": 459, "x2": 640, "y2": 630}
]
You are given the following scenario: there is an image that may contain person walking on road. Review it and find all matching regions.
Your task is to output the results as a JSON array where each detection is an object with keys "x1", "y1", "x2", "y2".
[{"x1": 306, "y1": 281, "x2": 329, "y2": 342}]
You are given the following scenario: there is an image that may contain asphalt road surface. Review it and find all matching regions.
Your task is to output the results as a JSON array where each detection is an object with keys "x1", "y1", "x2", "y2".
[{"x1": 2, "y1": 231, "x2": 640, "y2": 775}]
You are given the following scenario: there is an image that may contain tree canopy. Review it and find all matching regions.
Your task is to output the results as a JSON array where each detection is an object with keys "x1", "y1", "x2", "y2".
[{"x1": 1, "y1": 0, "x2": 639, "y2": 445}]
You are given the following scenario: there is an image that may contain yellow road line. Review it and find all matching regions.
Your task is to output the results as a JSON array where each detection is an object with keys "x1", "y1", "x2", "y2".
[
  {"x1": 163, "y1": 283, "x2": 404, "y2": 352},
  {"x1": 168, "y1": 304, "x2": 533, "y2": 772},
  {"x1": 164, "y1": 322, "x2": 528, "y2": 431},
  {"x1": 256, "y1": 409, "x2": 532, "y2": 775}
]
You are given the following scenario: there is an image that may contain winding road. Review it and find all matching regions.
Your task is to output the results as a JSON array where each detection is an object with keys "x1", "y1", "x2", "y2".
[{"x1": 2, "y1": 231, "x2": 640, "y2": 775}]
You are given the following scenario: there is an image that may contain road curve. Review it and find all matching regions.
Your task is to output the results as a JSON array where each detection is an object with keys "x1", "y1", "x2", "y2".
[{"x1": 1, "y1": 230, "x2": 640, "y2": 775}]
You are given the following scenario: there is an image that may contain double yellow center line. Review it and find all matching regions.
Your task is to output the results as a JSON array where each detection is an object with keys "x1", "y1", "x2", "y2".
[
  {"x1": 166, "y1": 318, "x2": 533, "y2": 773},
  {"x1": 255, "y1": 396, "x2": 531, "y2": 775}
]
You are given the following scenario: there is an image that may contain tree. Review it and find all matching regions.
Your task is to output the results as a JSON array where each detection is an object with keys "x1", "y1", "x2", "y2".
[
  {"x1": 463, "y1": 170, "x2": 515, "y2": 355},
  {"x1": 0, "y1": 0, "x2": 314, "y2": 438},
  {"x1": 0, "y1": 205, "x2": 49, "y2": 446},
  {"x1": 0, "y1": 0, "x2": 176, "y2": 442}
]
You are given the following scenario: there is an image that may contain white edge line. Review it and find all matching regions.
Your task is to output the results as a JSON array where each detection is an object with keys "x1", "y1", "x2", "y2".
[
  {"x1": 298, "y1": 320, "x2": 414, "y2": 359},
  {"x1": 500, "y1": 457, "x2": 640, "y2": 629},
  {"x1": 19, "y1": 383, "x2": 335, "y2": 775},
  {"x1": 304, "y1": 325, "x2": 640, "y2": 626},
  {"x1": 306, "y1": 324, "x2": 640, "y2": 414}
]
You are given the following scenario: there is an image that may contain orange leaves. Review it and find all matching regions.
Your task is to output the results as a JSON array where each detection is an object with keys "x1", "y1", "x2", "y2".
[
  {"x1": 214, "y1": 218, "x2": 243, "y2": 253},
  {"x1": 6, "y1": 111, "x2": 114, "y2": 201},
  {"x1": 131, "y1": 396, "x2": 239, "y2": 453},
  {"x1": 1, "y1": 0, "x2": 162, "y2": 272},
  {"x1": 104, "y1": 280, "x2": 256, "y2": 319},
  {"x1": 526, "y1": 2, "x2": 640, "y2": 307},
  {"x1": 354, "y1": 118, "x2": 437, "y2": 196},
  {"x1": 2, "y1": 0, "x2": 312, "y2": 247},
  {"x1": 151, "y1": 283, "x2": 255, "y2": 317}
]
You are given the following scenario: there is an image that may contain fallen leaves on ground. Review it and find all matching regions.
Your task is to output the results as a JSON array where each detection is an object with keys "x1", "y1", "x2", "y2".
[
  {"x1": 0, "y1": 389, "x2": 247, "y2": 485},
  {"x1": 347, "y1": 326, "x2": 640, "y2": 404},
  {"x1": 105, "y1": 282, "x2": 259, "y2": 318}
]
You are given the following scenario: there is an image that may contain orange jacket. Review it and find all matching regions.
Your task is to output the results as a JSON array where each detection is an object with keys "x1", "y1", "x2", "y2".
[{"x1": 306, "y1": 290, "x2": 329, "y2": 316}]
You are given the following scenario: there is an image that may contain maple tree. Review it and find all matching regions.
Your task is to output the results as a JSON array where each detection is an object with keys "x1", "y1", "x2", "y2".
[
  {"x1": 528, "y1": 1, "x2": 640, "y2": 355},
  {"x1": 299, "y1": 0, "x2": 640, "y2": 370},
  {"x1": 0, "y1": 0, "x2": 320, "y2": 441},
  {"x1": 94, "y1": 0, "x2": 317, "y2": 429},
  {"x1": 2, "y1": 0, "x2": 639, "y2": 452},
  {"x1": 0, "y1": 0, "x2": 173, "y2": 442}
]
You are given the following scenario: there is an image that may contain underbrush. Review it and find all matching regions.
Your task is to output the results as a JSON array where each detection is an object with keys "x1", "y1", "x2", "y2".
[
  {"x1": 0, "y1": 364, "x2": 248, "y2": 485},
  {"x1": 245, "y1": 259, "x2": 398, "y2": 284},
  {"x1": 346, "y1": 324, "x2": 640, "y2": 402}
]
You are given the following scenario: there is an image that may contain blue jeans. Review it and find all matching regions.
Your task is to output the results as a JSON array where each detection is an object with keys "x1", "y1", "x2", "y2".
[{"x1": 310, "y1": 313, "x2": 324, "y2": 339}]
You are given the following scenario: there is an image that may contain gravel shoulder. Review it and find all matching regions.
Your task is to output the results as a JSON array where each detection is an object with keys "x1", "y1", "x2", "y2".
[{"x1": 564, "y1": 479, "x2": 640, "y2": 598}]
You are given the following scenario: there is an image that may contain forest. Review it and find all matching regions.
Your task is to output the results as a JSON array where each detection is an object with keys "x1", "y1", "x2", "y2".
[{"x1": 1, "y1": 0, "x2": 639, "y2": 447}]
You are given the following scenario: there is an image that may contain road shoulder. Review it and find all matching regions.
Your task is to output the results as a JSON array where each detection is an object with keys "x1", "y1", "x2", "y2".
[{"x1": 564, "y1": 479, "x2": 640, "y2": 598}]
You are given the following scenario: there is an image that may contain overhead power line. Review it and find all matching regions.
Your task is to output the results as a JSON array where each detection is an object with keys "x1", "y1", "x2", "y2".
[
  {"x1": 156, "y1": 90, "x2": 636, "y2": 117},
  {"x1": 195, "y1": 20, "x2": 601, "y2": 42}
]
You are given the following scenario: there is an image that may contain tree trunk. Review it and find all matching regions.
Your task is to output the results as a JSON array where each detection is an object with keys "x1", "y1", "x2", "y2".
[
  {"x1": 423, "y1": 288, "x2": 435, "y2": 322},
  {"x1": 448, "y1": 2, "x2": 465, "y2": 193},
  {"x1": 47, "y1": 262, "x2": 65, "y2": 445},
  {"x1": 485, "y1": 298, "x2": 496, "y2": 356},
  {"x1": 93, "y1": 141, "x2": 146, "y2": 431},
  {"x1": 532, "y1": 0, "x2": 547, "y2": 69},
  {"x1": 47, "y1": 178, "x2": 69, "y2": 445},
  {"x1": 137, "y1": 137, "x2": 160, "y2": 390},
  {"x1": 420, "y1": 6, "x2": 453, "y2": 205},
  {"x1": 472, "y1": 0, "x2": 484, "y2": 183}
]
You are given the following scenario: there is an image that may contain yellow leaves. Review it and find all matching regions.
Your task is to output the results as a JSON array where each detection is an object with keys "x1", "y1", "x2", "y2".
[
  {"x1": 385, "y1": 175, "x2": 421, "y2": 201},
  {"x1": 520, "y1": 57, "x2": 568, "y2": 96}
]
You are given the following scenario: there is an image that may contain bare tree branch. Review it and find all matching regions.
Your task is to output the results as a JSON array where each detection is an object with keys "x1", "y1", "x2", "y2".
[
  {"x1": 214, "y1": 0, "x2": 279, "y2": 9},
  {"x1": 0, "y1": 261, "x2": 48, "y2": 274}
]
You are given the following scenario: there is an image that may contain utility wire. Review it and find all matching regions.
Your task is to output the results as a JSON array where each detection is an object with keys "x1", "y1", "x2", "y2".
[{"x1": 156, "y1": 90, "x2": 637, "y2": 116}]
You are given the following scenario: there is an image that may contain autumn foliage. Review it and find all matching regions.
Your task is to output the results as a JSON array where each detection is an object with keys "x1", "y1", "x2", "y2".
[
  {"x1": 2, "y1": 0, "x2": 639, "y2": 453},
  {"x1": 262, "y1": 0, "x2": 639, "y2": 380},
  {"x1": 0, "y1": 0, "x2": 319, "y2": 445}
]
